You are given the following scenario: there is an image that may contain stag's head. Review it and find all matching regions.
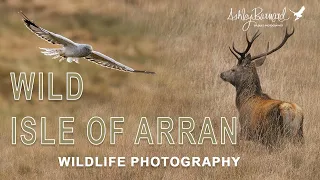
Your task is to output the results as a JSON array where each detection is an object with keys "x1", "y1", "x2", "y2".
[{"x1": 220, "y1": 28, "x2": 294, "y2": 87}]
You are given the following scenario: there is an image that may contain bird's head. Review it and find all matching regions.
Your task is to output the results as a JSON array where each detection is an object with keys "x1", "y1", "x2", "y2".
[{"x1": 85, "y1": 45, "x2": 93, "y2": 51}]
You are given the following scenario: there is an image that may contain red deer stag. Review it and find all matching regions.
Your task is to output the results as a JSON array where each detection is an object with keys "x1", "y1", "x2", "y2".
[{"x1": 220, "y1": 28, "x2": 303, "y2": 146}]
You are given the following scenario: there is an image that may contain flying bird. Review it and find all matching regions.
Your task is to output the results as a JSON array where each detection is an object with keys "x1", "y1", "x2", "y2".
[
  {"x1": 289, "y1": 6, "x2": 305, "y2": 21},
  {"x1": 19, "y1": 11, "x2": 155, "y2": 74}
]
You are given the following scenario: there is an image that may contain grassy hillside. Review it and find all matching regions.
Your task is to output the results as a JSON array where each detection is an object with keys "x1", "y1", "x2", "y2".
[{"x1": 0, "y1": 0, "x2": 320, "y2": 179}]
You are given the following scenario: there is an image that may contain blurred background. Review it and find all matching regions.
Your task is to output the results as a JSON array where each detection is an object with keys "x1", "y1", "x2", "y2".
[{"x1": 0, "y1": 0, "x2": 319, "y2": 179}]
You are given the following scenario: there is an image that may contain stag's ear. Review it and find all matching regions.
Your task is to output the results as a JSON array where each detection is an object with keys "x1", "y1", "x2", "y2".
[{"x1": 253, "y1": 57, "x2": 266, "y2": 67}]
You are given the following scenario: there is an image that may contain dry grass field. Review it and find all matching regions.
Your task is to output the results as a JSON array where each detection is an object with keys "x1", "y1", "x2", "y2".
[{"x1": 0, "y1": 0, "x2": 320, "y2": 179}]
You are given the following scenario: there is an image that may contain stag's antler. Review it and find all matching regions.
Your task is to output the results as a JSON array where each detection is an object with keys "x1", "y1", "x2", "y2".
[
  {"x1": 251, "y1": 27, "x2": 294, "y2": 61},
  {"x1": 229, "y1": 30, "x2": 261, "y2": 63}
]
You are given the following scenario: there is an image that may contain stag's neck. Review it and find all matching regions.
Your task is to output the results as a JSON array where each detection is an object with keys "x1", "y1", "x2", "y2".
[{"x1": 235, "y1": 76, "x2": 268, "y2": 109}]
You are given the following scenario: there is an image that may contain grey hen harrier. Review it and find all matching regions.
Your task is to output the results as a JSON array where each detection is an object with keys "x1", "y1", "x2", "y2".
[{"x1": 19, "y1": 11, "x2": 155, "y2": 74}]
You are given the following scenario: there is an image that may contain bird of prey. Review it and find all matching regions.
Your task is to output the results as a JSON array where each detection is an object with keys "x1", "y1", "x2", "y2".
[
  {"x1": 19, "y1": 11, "x2": 155, "y2": 74},
  {"x1": 289, "y1": 6, "x2": 305, "y2": 21}
]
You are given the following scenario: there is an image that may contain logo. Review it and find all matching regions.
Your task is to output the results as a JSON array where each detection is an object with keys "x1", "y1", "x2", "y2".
[{"x1": 227, "y1": 6, "x2": 305, "y2": 31}]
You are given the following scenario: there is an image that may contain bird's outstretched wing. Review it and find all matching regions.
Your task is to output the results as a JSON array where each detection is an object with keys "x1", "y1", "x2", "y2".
[
  {"x1": 84, "y1": 51, "x2": 155, "y2": 74},
  {"x1": 19, "y1": 11, "x2": 76, "y2": 47},
  {"x1": 297, "y1": 6, "x2": 305, "y2": 15}
]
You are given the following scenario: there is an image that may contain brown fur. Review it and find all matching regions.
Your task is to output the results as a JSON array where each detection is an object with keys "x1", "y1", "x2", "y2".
[
  {"x1": 221, "y1": 56, "x2": 304, "y2": 147},
  {"x1": 237, "y1": 95, "x2": 303, "y2": 146}
]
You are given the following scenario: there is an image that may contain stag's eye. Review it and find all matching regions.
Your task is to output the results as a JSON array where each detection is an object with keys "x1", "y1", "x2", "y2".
[{"x1": 231, "y1": 69, "x2": 235, "y2": 72}]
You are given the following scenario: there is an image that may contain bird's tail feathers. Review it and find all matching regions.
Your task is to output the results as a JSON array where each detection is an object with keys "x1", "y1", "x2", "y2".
[
  {"x1": 39, "y1": 47, "x2": 61, "y2": 56},
  {"x1": 39, "y1": 48, "x2": 65, "y2": 61}
]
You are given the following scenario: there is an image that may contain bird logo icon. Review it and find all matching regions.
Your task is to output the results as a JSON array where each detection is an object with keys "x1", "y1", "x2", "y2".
[{"x1": 289, "y1": 6, "x2": 305, "y2": 21}]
